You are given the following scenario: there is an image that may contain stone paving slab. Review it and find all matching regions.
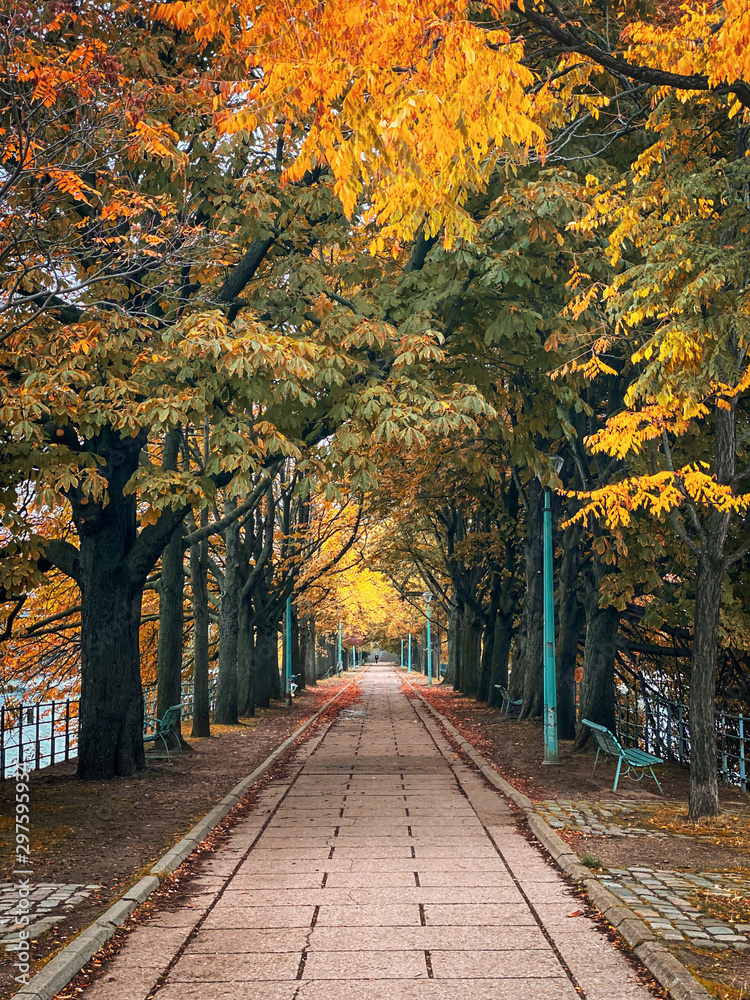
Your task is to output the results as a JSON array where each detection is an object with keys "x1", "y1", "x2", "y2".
[{"x1": 68, "y1": 666, "x2": 657, "y2": 1000}]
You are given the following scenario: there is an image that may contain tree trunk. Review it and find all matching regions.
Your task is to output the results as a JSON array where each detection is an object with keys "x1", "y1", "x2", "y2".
[
  {"x1": 78, "y1": 572, "x2": 146, "y2": 779},
  {"x1": 189, "y1": 524, "x2": 211, "y2": 738},
  {"x1": 458, "y1": 609, "x2": 482, "y2": 697},
  {"x1": 74, "y1": 429, "x2": 154, "y2": 780},
  {"x1": 520, "y1": 479, "x2": 544, "y2": 718},
  {"x1": 688, "y1": 539, "x2": 724, "y2": 817},
  {"x1": 302, "y1": 616, "x2": 317, "y2": 686},
  {"x1": 214, "y1": 500, "x2": 239, "y2": 725},
  {"x1": 443, "y1": 601, "x2": 459, "y2": 686},
  {"x1": 478, "y1": 616, "x2": 494, "y2": 702},
  {"x1": 254, "y1": 622, "x2": 276, "y2": 707},
  {"x1": 556, "y1": 524, "x2": 583, "y2": 741},
  {"x1": 574, "y1": 596, "x2": 619, "y2": 748},
  {"x1": 156, "y1": 522, "x2": 185, "y2": 741},
  {"x1": 237, "y1": 596, "x2": 255, "y2": 717},
  {"x1": 488, "y1": 612, "x2": 513, "y2": 707}
]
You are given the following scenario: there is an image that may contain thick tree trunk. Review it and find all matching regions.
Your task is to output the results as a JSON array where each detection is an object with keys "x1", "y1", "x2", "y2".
[
  {"x1": 688, "y1": 544, "x2": 723, "y2": 818},
  {"x1": 488, "y1": 612, "x2": 513, "y2": 707},
  {"x1": 520, "y1": 479, "x2": 544, "y2": 718},
  {"x1": 78, "y1": 572, "x2": 146, "y2": 779},
  {"x1": 457, "y1": 609, "x2": 482, "y2": 697},
  {"x1": 214, "y1": 501, "x2": 239, "y2": 725},
  {"x1": 443, "y1": 601, "x2": 459, "y2": 686},
  {"x1": 574, "y1": 596, "x2": 619, "y2": 748},
  {"x1": 237, "y1": 597, "x2": 255, "y2": 717},
  {"x1": 556, "y1": 524, "x2": 583, "y2": 741},
  {"x1": 254, "y1": 622, "x2": 277, "y2": 707},
  {"x1": 478, "y1": 616, "x2": 494, "y2": 702},
  {"x1": 302, "y1": 617, "x2": 317, "y2": 686},
  {"x1": 189, "y1": 527, "x2": 211, "y2": 738},
  {"x1": 510, "y1": 479, "x2": 544, "y2": 718},
  {"x1": 74, "y1": 430, "x2": 153, "y2": 780},
  {"x1": 156, "y1": 522, "x2": 184, "y2": 740}
]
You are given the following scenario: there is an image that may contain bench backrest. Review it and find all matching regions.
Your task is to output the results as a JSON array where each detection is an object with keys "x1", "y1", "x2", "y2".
[
  {"x1": 582, "y1": 718, "x2": 624, "y2": 757},
  {"x1": 159, "y1": 703, "x2": 182, "y2": 733}
]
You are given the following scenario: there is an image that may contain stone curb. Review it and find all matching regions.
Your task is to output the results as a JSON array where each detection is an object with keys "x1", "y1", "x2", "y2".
[
  {"x1": 401, "y1": 672, "x2": 711, "y2": 1000},
  {"x1": 14, "y1": 670, "x2": 366, "y2": 1000}
]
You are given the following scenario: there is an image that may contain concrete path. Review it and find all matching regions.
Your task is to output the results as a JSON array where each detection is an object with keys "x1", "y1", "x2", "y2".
[{"x1": 77, "y1": 666, "x2": 656, "y2": 1000}]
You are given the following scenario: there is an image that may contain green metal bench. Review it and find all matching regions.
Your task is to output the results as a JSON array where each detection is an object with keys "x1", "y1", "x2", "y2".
[
  {"x1": 143, "y1": 703, "x2": 183, "y2": 763},
  {"x1": 582, "y1": 718, "x2": 664, "y2": 795},
  {"x1": 494, "y1": 684, "x2": 523, "y2": 716}
]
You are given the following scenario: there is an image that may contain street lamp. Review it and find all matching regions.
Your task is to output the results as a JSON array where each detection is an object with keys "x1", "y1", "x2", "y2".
[
  {"x1": 285, "y1": 595, "x2": 292, "y2": 707},
  {"x1": 423, "y1": 591, "x2": 433, "y2": 685},
  {"x1": 539, "y1": 454, "x2": 564, "y2": 764},
  {"x1": 408, "y1": 632, "x2": 412, "y2": 673}
]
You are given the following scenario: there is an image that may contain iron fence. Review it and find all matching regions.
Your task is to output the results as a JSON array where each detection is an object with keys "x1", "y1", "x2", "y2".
[
  {"x1": 0, "y1": 699, "x2": 79, "y2": 780},
  {"x1": 1, "y1": 676, "x2": 218, "y2": 779},
  {"x1": 615, "y1": 670, "x2": 748, "y2": 792}
]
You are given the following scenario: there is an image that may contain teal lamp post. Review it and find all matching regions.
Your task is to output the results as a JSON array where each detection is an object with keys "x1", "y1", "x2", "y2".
[
  {"x1": 401, "y1": 638, "x2": 404, "y2": 667},
  {"x1": 285, "y1": 595, "x2": 292, "y2": 707},
  {"x1": 541, "y1": 455, "x2": 564, "y2": 764},
  {"x1": 423, "y1": 591, "x2": 433, "y2": 685},
  {"x1": 337, "y1": 620, "x2": 343, "y2": 674},
  {"x1": 408, "y1": 633, "x2": 412, "y2": 672}
]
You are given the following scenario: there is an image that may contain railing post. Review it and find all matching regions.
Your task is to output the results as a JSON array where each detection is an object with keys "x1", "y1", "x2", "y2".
[
  {"x1": 666, "y1": 701, "x2": 673, "y2": 760},
  {"x1": 678, "y1": 705, "x2": 685, "y2": 766},
  {"x1": 35, "y1": 702, "x2": 41, "y2": 770},
  {"x1": 64, "y1": 700, "x2": 70, "y2": 761},
  {"x1": 739, "y1": 714, "x2": 746, "y2": 794},
  {"x1": 721, "y1": 714, "x2": 728, "y2": 785},
  {"x1": 0, "y1": 705, "x2": 4, "y2": 780},
  {"x1": 50, "y1": 700, "x2": 56, "y2": 767},
  {"x1": 18, "y1": 701, "x2": 24, "y2": 769}
]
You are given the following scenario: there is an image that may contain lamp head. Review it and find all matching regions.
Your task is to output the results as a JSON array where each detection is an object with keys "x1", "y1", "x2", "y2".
[
  {"x1": 422, "y1": 591, "x2": 433, "y2": 604},
  {"x1": 536, "y1": 453, "x2": 564, "y2": 482}
]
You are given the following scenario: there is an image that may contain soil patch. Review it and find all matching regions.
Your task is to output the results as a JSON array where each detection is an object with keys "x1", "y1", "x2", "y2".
[{"x1": 0, "y1": 676, "x2": 355, "y2": 998}]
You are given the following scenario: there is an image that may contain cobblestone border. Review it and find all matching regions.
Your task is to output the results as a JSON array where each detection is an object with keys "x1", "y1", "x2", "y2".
[
  {"x1": 401, "y1": 673, "x2": 712, "y2": 1000},
  {"x1": 13, "y1": 670, "x2": 367, "y2": 1000}
]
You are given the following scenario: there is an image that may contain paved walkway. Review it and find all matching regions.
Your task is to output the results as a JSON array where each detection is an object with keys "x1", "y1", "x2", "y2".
[{"x1": 78, "y1": 666, "x2": 656, "y2": 1000}]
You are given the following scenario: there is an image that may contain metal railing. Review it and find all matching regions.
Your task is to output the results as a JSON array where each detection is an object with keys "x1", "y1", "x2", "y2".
[
  {"x1": 1, "y1": 676, "x2": 218, "y2": 779},
  {"x1": 0, "y1": 699, "x2": 79, "y2": 780},
  {"x1": 615, "y1": 670, "x2": 748, "y2": 792}
]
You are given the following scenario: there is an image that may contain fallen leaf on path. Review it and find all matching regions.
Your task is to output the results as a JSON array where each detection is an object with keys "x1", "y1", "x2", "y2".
[{"x1": 566, "y1": 910, "x2": 584, "y2": 917}]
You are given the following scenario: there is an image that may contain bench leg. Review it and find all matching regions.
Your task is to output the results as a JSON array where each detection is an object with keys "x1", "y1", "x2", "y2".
[
  {"x1": 592, "y1": 748, "x2": 600, "y2": 777},
  {"x1": 613, "y1": 757, "x2": 623, "y2": 792},
  {"x1": 649, "y1": 767, "x2": 665, "y2": 796}
]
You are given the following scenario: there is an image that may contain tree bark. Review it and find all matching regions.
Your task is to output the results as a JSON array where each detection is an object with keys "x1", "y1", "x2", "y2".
[
  {"x1": 78, "y1": 569, "x2": 146, "y2": 779},
  {"x1": 689, "y1": 550, "x2": 723, "y2": 818},
  {"x1": 574, "y1": 595, "x2": 619, "y2": 748},
  {"x1": 520, "y1": 478, "x2": 544, "y2": 718},
  {"x1": 189, "y1": 521, "x2": 211, "y2": 738},
  {"x1": 214, "y1": 499, "x2": 239, "y2": 725},
  {"x1": 478, "y1": 615, "x2": 495, "y2": 702},
  {"x1": 556, "y1": 523, "x2": 583, "y2": 740},
  {"x1": 457, "y1": 608, "x2": 482, "y2": 697},
  {"x1": 237, "y1": 597, "x2": 255, "y2": 717},
  {"x1": 156, "y1": 521, "x2": 185, "y2": 740},
  {"x1": 302, "y1": 616, "x2": 317, "y2": 686},
  {"x1": 443, "y1": 601, "x2": 459, "y2": 686},
  {"x1": 686, "y1": 400, "x2": 734, "y2": 818},
  {"x1": 488, "y1": 612, "x2": 513, "y2": 707}
]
